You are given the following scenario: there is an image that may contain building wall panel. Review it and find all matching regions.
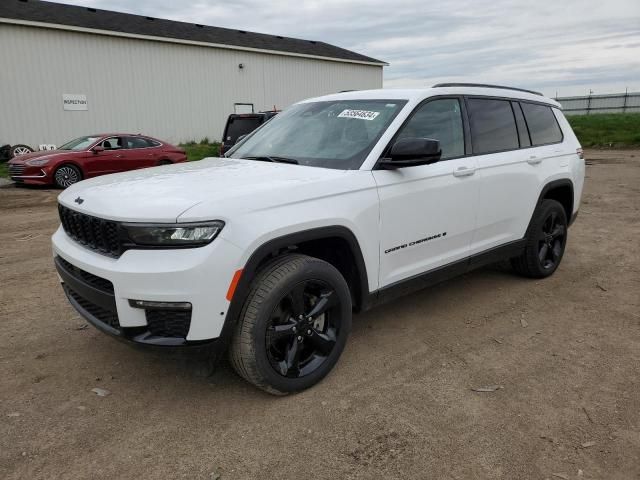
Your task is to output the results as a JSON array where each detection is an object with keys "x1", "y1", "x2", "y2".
[{"x1": 0, "y1": 24, "x2": 383, "y2": 146}]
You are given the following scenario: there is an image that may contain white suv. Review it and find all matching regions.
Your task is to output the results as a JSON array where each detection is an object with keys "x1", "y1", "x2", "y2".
[{"x1": 53, "y1": 84, "x2": 585, "y2": 394}]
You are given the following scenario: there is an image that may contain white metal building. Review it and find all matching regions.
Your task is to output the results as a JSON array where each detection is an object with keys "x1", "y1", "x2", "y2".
[{"x1": 0, "y1": 0, "x2": 385, "y2": 147}]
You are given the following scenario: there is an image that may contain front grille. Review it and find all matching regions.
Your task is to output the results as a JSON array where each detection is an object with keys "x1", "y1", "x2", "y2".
[
  {"x1": 58, "y1": 204, "x2": 122, "y2": 257},
  {"x1": 65, "y1": 286, "x2": 120, "y2": 330},
  {"x1": 8, "y1": 164, "x2": 26, "y2": 176},
  {"x1": 57, "y1": 257, "x2": 114, "y2": 294},
  {"x1": 146, "y1": 309, "x2": 192, "y2": 338}
]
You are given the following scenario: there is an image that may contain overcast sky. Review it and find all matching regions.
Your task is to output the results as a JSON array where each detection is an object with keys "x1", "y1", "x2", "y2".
[{"x1": 58, "y1": 0, "x2": 640, "y2": 97}]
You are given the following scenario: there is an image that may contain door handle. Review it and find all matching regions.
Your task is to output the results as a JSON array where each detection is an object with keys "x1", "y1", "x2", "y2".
[
  {"x1": 527, "y1": 156, "x2": 542, "y2": 165},
  {"x1": 115, "y1": 154, "x2": 123, "y2": 158},
  {"x1": 453, "y1": 166, "x2": 476, "y2": 177}
]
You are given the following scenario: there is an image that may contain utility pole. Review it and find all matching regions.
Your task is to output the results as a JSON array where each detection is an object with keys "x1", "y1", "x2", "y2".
[{"x1": 587, "y1": 89, "x2": 594, "y2": 115}]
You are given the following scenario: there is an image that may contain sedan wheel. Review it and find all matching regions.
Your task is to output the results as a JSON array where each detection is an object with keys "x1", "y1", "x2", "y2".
[{"x1": 54, "y1": 165, "x2": 81, "y2": 188}]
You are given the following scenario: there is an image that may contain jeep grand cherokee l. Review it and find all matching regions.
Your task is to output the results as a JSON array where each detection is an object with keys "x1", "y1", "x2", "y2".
[{"x1": 52, "y1": 84, "x2": 585, "y2": 394}]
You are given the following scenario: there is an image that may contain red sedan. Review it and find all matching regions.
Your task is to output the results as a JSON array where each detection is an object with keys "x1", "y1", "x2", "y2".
[{"x1": 8, "y1": 134, "x2": 187, "y2": 188}]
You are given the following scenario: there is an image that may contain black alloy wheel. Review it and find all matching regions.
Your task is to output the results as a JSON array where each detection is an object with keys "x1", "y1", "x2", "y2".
[
  {"x1": 512, "y1": 199, "x2": 568, "y2": 278},
  {"x1": 229, "y1": 254, "x2": 352, "y2": 395},
  {"x1": 538, "y1": 210, "x2": 566, "y2": 270},
  {"x1": 266, "y1": 280, "x2": 340, "y2": 378}
]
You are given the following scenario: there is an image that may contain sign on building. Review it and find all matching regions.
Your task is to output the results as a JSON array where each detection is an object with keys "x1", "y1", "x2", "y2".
[{"x1": 62, "y1": 94, "x2": 88, "y2": 111}]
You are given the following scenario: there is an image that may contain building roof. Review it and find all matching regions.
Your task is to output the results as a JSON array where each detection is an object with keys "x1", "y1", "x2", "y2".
[{"x1": 0, "y1": 0, "x2": 387, "y2": 66}]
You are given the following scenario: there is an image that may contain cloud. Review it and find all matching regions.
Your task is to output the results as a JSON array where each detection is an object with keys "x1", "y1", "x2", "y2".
[{"x1": 57, "y1": 0, "x2": 640, "y2": 96}]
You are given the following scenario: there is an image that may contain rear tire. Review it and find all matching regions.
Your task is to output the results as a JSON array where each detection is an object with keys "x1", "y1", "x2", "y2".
[
  {"x1": 10, "y1": 144, "x2": 34, "y2": 158},
  {"x1": 157, "y1": 159, "x2": 172, "y2": 166},
  {"x1": 229, "y1": 254, "x2": 352, "y2": 395},
  {"x1": 53, "y1": 164, "x2": 82, "y2": 188},
  {"x1": 511, "y1": 199, "x2": 568, "y2": 278}
]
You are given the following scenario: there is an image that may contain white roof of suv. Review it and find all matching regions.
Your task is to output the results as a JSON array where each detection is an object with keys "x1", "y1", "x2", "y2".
[{"x1": 305, "y1": 86, "x2": 560, "y2": 108}]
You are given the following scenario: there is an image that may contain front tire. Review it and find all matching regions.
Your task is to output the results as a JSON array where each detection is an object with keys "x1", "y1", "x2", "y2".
[
  {"x1": 512, "y1": 199, "x2": 568, "y2": 278},
  {"x1": 53, "y1": 164, "x2": 82, "y2": 188},
  {"x1": 229, "y1": 254, "x2": 352, "y2": 395}
]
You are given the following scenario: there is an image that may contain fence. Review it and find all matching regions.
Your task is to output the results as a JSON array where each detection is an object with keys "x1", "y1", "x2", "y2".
[{"x1": 556, "y1": 91, "x2": 640, "y2": 115}]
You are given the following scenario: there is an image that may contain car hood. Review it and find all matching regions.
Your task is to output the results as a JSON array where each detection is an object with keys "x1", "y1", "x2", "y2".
[
  {"x1": 58, "y1": 158, "x2": 359, "y2": 223},
  {"x1": 9, "y1": 149, "x2": 77, "y2": 163}
]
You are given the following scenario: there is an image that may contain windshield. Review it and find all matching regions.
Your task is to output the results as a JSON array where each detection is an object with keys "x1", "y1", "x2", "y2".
[
  {"x1": 228, "y1": 100, "x2": 407, "y2": 169},
  {"x1": 58, "y1": 136, "x2": 101, "y2": 151}
]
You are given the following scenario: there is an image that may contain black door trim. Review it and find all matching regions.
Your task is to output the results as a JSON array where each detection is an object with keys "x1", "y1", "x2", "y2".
[{"x1": 367, "y1": 238, "x2": 526, "y2": 308}]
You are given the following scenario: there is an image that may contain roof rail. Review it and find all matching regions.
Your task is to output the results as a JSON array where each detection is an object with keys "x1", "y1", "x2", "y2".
[{"x1": 432, "y1": 83, "x2": 543, "y2": 96}]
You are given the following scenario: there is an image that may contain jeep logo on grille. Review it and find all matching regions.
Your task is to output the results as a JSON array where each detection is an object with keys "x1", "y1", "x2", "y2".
[{"x1": 74, "y1": 197, "x2": 84, "y2": 205}]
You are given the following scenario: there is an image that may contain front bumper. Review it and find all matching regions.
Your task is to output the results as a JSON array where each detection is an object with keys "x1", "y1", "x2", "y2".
[
  {"x1": 569, "y1": 210, "x2": 579, "y2": 226},
  {"x1": 9, "y1": 164, "x2": 52, "y2": 185},
  {"x1": 52, "y1": 226, "x2": 244, "y2": 347}
]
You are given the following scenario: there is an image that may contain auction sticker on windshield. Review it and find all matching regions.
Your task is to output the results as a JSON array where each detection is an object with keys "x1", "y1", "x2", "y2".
[{"x1": 338, "y1": 109, "x2": 380, "y2": 120}]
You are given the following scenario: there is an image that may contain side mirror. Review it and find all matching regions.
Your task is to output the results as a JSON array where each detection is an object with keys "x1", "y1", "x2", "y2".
[
  {"x1": 378, "y1": 138, "x2": 442, "y2": 169},
  {"x1": 92, "y1": 146, "x2": 105, "y2": 154}
]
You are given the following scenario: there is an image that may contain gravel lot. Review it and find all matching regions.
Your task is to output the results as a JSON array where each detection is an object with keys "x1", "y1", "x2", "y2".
[{"x1": 1, "y1": 149, "x2": 639, "y2": 480}]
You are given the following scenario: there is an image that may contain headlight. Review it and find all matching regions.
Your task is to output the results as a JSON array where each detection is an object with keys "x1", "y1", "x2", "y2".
[
  {"x1": 26, "y1": 157, "x2": 50, "y2": 166},
  {"x1": 122, "y1": 221, "x2": 225, "y2": 247}
]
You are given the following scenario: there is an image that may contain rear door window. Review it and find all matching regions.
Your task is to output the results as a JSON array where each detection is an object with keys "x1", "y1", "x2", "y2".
[
  {"x1": 520, "y1": 102, "x2": 563, "y2": 145},
  {"x1": 467, "y1": 98, "x2": 519, "y2": 154}
]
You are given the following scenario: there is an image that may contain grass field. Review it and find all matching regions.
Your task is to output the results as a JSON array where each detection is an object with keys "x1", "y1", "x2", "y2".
[
  {"x1": 180, "y1": 140, "x2": 220, "y2": 161},
  {"x1": 567, "y1": 113, "x2": 640, "y2": 148}
]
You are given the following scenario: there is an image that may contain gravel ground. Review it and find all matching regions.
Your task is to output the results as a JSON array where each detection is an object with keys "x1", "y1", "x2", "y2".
[{"x1": 1, "y1": 149, "x2": 639, "y2": 480}]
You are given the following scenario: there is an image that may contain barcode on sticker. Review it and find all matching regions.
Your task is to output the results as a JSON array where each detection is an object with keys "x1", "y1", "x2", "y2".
[{"x1": 337, "y1": 109, "x2": 380, "y2": 120}]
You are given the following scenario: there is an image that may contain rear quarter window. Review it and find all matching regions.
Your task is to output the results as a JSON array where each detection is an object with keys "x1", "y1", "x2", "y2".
[
  {"x1": 467, "y1": 98, "x2": 519, "y2": 154},
  {"x1": 126, "y1": 137, "x2": 153, "y2": 149},
  {"x1": 520, "y1": 102, "x2": 563, "y2": 145}
]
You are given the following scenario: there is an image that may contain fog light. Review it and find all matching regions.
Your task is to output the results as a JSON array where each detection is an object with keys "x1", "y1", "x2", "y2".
[{"x1": 129, "y1": 300, "x2": 192, "y2": 310}]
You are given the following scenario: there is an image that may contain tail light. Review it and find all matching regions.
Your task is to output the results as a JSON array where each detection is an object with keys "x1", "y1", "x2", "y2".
[{"x1": 576, "y1": 148, "x2": 584, "y2": 159}]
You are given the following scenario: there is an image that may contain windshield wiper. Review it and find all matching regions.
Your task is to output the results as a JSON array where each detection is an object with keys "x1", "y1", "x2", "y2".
[{"x1": 245, "y1": 155, "x2": 299, "y2": 165}]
